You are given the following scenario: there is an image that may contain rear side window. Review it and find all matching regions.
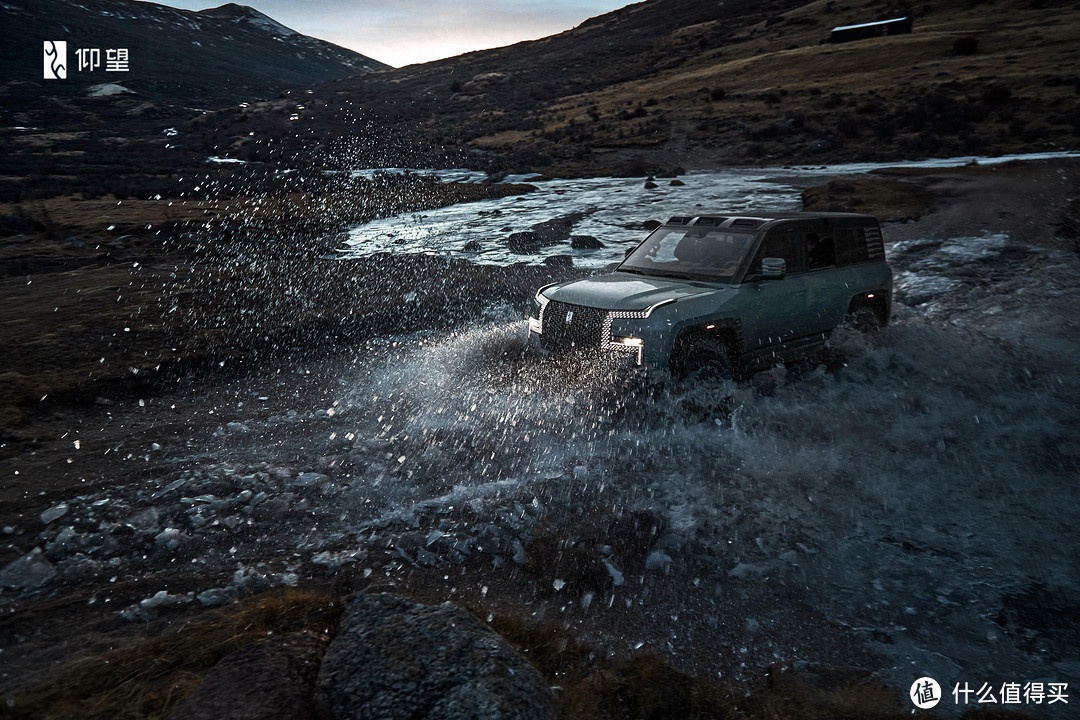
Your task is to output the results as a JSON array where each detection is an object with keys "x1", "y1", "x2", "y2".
[
  {"x1": 835, "y1": 227, "x2": 870, "y2": 265},
  {"x1": 832, "y1": 221, "x2": 885, "y2": 264},
  {"x1": 806, "y1": 232, "x2": 837, "y2": 270}
]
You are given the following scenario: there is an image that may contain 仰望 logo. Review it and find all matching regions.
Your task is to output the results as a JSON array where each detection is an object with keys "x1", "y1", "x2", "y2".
[
  {"x1": 911, "y1": 676, "x2": 942, "y2": 709},
  {"x1": 43, "y1": 40, "x2": 67, "y2": 79}
]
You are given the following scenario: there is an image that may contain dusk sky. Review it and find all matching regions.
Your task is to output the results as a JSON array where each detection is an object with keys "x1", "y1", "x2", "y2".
[{"x1": 157, "y1": 1, "x2": 632, "y2": 68}]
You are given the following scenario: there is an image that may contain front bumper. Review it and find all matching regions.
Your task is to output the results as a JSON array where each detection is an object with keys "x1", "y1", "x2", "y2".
[{"x1": 527, "y1": 297, "x2": 675, "y2": 366}]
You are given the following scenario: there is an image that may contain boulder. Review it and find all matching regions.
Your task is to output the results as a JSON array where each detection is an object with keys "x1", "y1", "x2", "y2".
[
  {"x1": 316, "y1": 593, "x2": 555, "y2": 720},
  {"x1": 570, "y1": 235, "x2": 604, "y2": 249},
  {"x1": 507, "y1": 231, "x2": 542, "y2": 253}
]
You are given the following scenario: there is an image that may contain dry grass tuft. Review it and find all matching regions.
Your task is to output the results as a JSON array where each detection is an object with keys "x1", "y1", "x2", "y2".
[
  {"x1": 478, "y1": 609, "x2": 1038, "y2": 720},
  {"x1": 9, "y1": 588, "x2": 340, "y2": 720}
]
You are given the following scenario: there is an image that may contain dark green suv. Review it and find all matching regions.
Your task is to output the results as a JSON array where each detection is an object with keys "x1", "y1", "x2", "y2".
[{"x1": 527, "y1": 212, "x2": 892, "y2": 372}]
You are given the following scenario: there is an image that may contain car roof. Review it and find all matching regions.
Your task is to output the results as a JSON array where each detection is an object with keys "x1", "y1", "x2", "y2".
[{"x1": 664, "y1": 211, "x2": 877, "y2": 230}]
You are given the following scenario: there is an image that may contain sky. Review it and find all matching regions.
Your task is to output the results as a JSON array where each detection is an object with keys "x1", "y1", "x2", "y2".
[{"x1": 157, "y1": 1, "x2": 632, "y2": 68}]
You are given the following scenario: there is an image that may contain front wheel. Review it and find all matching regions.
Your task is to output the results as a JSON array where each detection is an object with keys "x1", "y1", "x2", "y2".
[{"x1": 669, "y1": 331, "x2": 738, "y2": 377}]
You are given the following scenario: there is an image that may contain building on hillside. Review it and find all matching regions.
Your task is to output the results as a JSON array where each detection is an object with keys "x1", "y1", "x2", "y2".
[{"x1": 829, "y1": 16, "x2": 913, "y2": 44}]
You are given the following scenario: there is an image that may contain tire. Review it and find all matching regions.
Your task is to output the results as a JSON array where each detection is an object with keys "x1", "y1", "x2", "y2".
[
  {"x1": 669, "y1": 331, "x2": 737, "y2": 377},
  {"x1": 846, "y1": 304, "x2": 884, "y2": 333}
]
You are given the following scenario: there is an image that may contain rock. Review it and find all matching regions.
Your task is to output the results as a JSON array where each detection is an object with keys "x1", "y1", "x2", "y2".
[
  {"x1": 603, "y1": 560, "x2": 625, "y2": 587},
  {"x1": 510, "y1": 539, "x2": 528, "y2": 565},
  {"x1": 543, "y1": 255, "x2": 573, "y2": 268},
  {"x1": 570, "y1": 235, "x2": 604, "y2": 249},
  {"x1": 56, "y1": 554, "x2": 100, "y2": 582},
  {"x1": 0, "y1": 547, "x2": 58, "y2": 589},
  {"x1": 140, "y1": 590, "x2": 190, "y2": 610},
  {"x1": 197, "y1": 587, "x2": 236, "y2": 607},
  {"x1": 462, "y1": 240, "x2": 482, "y2": 252},
  {"x1": 126, "y1": 507, "x2": 161, "y2": 535},
  {"x1": 644, "y1": 550, "x2": 673, "y2": 573},
  {"x1": 44, "y1": 526, "x2": 79, "y2": 559},
  {"x1": 154, "y1": 527, "x2": 186, "y2": 552},
  {"x1": 168, "y1": 632, "x2": 327, "y2": 720},
  {"x1": 41, "y1": 502, "x2": 70, "y2": 525},
  {"x1": 644, "y1": 181, "x2": 659, "y2": 189},
  {"x1": 317, "y1": 593, "x2": 556, "y2": 720},
  {"x1": 728, "y1": 562, "x2": 764, "y2": 579},
  {"x1": 507, "y1": 231, "x2": 541, "y2": 253},
  {"x1": 293, "y1": 472, "x2": 330, "y2": 490},
  {"x1": 670, "y1": 179, "x2": 686, "y2": 187},
  {"x1": 530, "y1": 213, "x2": 587, "y2": 245}
]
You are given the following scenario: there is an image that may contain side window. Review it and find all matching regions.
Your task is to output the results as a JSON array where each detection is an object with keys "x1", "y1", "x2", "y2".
[
  {"x1": 806, "y1": 232, "x2": 836, "y2": 270},
  {"x1": 754, "y1": 228, "x2": 798, "y2": 273},
  {"x1": 834, "y1": 227, "x2": 870, "y2": 265}
]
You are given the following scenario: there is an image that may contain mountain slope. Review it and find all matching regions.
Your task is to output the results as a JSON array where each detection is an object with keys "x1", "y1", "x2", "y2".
[
  {"x1": 0, "y1": 0, "x2": 388, "y2": 109},
  {"x1": 201, "y1": 0, "x2": 1080, "y2": 174}
]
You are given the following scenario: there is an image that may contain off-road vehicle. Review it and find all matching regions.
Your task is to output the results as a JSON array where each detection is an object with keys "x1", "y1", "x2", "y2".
[{"x1": 526, "y1": 212, "x2": 891, "y2": 373}]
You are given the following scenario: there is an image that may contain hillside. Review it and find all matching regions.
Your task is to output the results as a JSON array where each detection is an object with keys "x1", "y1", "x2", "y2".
[
  {"x1": 0, "y1": 0, "x2": 387, "y2": 108},
  {"x1": 0, "y1": 0, "x2": 389, "y2": 203},
  {"x1": 197, "y1": 0, "x2": 1080, "y2": 175}
]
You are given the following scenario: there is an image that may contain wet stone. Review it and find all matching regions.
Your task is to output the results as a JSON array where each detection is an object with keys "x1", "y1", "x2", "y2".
[
  {"x1": 253, "y1": 498, "x2": 290, "y2": 520},
  {"x1": 197, "y1": 587, "x2": 236, "y2": 607},
  {"x1": 317, "y1": 593, "x2": 556, "y2": 720},
  {"x1": 570, "y1": 235, "x2": 604, "y2": 249},
  {"x1": 44, "y1": 526, "x2": 79, "y2": 560},
  {"x1": 154, "y1": 527, "x2": 186, "y2": 552},
  {"x1": 645, "y1": 550, "x2": 673, "y2": 573},
  {"x1": 40, "y1": 502, "x2": 70, "y2": 525},
  {"x1": 56, "y1": 554, "x2": 100, "y2": 582},
  {"x1": 293, "y1": 472, "x2": 330, "y2": 490},
  {"x1": 0, "y1": 548, "x2": 58, "y2": 590},
  {"x1": 126, "y1": 507, "x2": 161, "y2": 535}
]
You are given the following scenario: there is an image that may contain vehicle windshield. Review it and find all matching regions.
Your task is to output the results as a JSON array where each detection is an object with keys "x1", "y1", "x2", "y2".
[{"x1": 618, "y1": 227, "x2": 756, "y2": 282}]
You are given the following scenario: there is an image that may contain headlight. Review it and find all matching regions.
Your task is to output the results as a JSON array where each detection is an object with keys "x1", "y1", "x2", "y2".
[
  {"x1": 611, "y1": 336, "x2": 643, "y2": 347},
  {"x1": 531, "y1": 294, "x2": 548, "y2": 319},
  {"x1": 529, "y1": 287, "x2": 553, "y2": 335}
]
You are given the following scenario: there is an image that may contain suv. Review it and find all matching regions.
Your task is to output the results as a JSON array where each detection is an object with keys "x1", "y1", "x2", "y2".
[{"x1": 527, "y1": 212, "x2": 891, "y2": 373}]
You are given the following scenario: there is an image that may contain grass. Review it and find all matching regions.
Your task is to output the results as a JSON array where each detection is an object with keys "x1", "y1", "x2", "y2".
[
  {"x1": 7, "y1": 583, "x2": 1041, "y2": 720},
  {"x1": 483, "y1": 609, "x2": 1036, "y2": 720},
  {"x1": 468, "y1": 0, "x2": 1080, "y2": 171},
  {"x1": 8, "y1": 588, "x2": 341, "y2": 720}
]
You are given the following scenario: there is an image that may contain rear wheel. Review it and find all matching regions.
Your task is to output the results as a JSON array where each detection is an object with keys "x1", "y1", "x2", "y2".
[{"x1": 846, "y1": 303, "x2": 885, "y2": 333}]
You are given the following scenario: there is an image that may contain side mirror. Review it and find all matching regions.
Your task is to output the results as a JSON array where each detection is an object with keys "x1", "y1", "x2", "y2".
[{"x1": 761, "y1": 257, "x2": 786, "y2": 279}]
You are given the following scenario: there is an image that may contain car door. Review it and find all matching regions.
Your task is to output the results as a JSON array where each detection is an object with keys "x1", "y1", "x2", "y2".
[
  {"x1": 740, "y1": 224, "x2": 808, "y2": 351},
  {"x1": 800, "y1": 219, "x2": 851, "y2": 335}
]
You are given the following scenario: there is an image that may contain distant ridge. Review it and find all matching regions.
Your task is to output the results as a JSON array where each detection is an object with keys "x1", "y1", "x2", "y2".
[{"x1": 0, "y1": 0, "x2": 389, "y2": 108}]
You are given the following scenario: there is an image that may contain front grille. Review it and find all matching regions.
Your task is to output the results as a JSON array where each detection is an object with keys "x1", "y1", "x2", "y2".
[{"x1": 541, "y1": 301, "x2": 608, "y2": 351}]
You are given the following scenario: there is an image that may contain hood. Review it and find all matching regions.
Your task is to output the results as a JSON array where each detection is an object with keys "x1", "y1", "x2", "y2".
[{"x1": 544, "y1": 272, "x2": 724, "y2": 311}]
